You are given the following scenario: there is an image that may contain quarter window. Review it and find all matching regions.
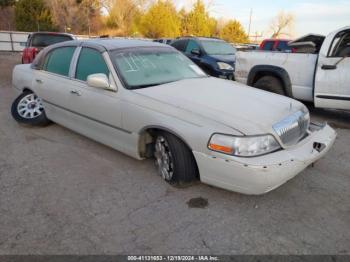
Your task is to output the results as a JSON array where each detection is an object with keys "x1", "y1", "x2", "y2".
[
  {"x1": 43, "y1": 47, "x2": 76, "y2": 76},
  {"x1": 75, "y1": 48, "x2": 110, "y2": 81},
  {"x1": 171, "y1": 40, "x2": 188, "y2": 52}
]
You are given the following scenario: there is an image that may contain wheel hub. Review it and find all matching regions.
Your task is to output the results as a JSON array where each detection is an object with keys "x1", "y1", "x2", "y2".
[
  {"x1": 17, "y1": 93, "x2": 44, "y2": 119},
  {"x1": 154, "y1": 136, "x2": 174, "y2": 181}
]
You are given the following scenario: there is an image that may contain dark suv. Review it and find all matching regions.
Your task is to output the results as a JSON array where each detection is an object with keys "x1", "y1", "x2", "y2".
[{"x1": 171, "y1": 37, "x2": 236, "y2": 80}]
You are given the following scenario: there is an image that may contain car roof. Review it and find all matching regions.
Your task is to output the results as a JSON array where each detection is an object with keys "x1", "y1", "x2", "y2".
[
  {"x1": 51, "y1": 38, "x2": 167, "y2": 51},
  {"x1": 31, "y1": 38, "x2": 173, "y2": 70},
  {"x1": 30, "y1": 32, "x2": 75, "y2": 38},
  {"x1": 175, "y1": 37, "x2": 225, "y2": 42}
]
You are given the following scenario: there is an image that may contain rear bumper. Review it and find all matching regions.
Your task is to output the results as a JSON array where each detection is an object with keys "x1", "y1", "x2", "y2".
[{"x1": 193, "y1": 124, "x2": 336, "y2": 195}]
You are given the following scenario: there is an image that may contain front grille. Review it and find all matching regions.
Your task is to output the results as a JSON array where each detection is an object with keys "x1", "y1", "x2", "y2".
[{"x1": 273, "y1": 110, "x2": 310, "y2": 146}]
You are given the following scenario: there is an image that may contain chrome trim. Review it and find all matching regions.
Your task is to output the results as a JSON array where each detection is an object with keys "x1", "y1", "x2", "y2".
[{"x1": 273, "y1": 110, "x2": 310, "y2": 146}]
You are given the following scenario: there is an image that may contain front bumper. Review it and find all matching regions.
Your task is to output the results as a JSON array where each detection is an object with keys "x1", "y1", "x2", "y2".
[
  {"x1": 193, "y1": 123, "x2": 336, "y2": 195},
  {"x1": 211, "y1": 69, "x2": 235, "y2": 80}
]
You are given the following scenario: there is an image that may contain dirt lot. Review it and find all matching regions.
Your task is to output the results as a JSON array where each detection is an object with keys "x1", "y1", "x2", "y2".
[{"x1": 0, "y1": 51, "x2": 349, "y2": 255}]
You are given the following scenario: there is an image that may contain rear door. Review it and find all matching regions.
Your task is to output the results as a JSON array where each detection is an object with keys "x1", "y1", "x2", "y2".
[
  {"x1": 33, "y1": 45, "x2": 77, "y2": 121},
  {"x1": 314, "y1": 29, "x2": 350, "y2": 110}
]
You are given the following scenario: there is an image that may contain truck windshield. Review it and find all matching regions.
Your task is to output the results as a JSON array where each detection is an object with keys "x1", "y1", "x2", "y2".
[
  {"x1": 31, "y1": 34, "x2": 73, "y2": 47},
  {"x1": 111, "y1": 49, "x2": 207, "y2": 89},
  {"x1": 201, "y1": 41, "x2": 236, "y2": 55}
]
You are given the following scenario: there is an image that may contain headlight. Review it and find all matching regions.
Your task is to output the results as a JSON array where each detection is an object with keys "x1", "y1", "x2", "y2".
[
  {"x1": 217, "y1": 62, "x2": 234, "y2": 71},
  {"x1": 208, "y1": 134, "x2": 281, "y2": 157}
]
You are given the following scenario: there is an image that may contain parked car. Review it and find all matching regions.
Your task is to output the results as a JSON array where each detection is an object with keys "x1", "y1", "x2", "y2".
[
  {"x1": 235, "y1": 26, "x2": 350, "y2": 111},
  {"x1": 153, "y1": 38, "x2": 173, "y2": 45},
  {"x1": 259, "y1": 39, "x2": 295, "y2": 52},
  {"x1": 11, "y1": 39, "x2": 336, "y2": 195},
  {"x1": 22, "y1": 32, "x2": 75, "y2": 64},
  {"x1": 171, "y1": 37, "x2": 236, "y2": 80}
]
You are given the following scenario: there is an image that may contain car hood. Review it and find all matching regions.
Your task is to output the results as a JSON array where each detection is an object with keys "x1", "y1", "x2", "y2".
[
  {"x1": 210, "y1": 54, "x2": 235, "y2": 64},
  {"x1": 133, "y1": 77, "x2": 304, "y2": 135}
]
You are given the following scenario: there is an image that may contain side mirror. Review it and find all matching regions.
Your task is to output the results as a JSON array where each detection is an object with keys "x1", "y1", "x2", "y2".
[
  {"x1": 191, "y1": 49, "x2": 201, "y2": 56},
  {"x1": 87, "y1": 73, "x2": 111, "y2": 89}
]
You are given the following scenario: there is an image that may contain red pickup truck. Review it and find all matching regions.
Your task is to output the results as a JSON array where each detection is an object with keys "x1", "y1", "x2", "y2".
[
  {"x1": 259, "y1": 39, "x2": 296, "y2": 52},
  {"x1": 22, "y1": 32, "x2": 75, "y2": 64}
]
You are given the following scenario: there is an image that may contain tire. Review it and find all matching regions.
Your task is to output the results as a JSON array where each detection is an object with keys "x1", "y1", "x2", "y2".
[
  {"x1": 11, "y1": 91, "x2": 51, "y2": 126},
  {"x1": 154, "y1": 132, "x2": 198, "y2": 186},
  {"x1": 254, "y1": 76, "x2": 286, "y2": 95}
]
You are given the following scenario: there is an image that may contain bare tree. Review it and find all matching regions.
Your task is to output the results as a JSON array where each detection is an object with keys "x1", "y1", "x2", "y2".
[
  {"x1": 270, "y1": 11, "x2": 295, "y2": 38},
  {"x1": 46, "y1": 0, "x2": 101, "y2": 34}
]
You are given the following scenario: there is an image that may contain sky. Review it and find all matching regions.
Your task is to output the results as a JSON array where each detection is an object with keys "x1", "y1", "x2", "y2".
[{"x1": 175, "y1": 0, "x2": 350, "y2": 38}]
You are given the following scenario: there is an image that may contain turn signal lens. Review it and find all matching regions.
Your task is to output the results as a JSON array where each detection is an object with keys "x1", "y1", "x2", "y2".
[
  {"x1": 208, "y1": 134, "x2": 235, "y2": 154},
  {"x1": 208, "y1": 143, "x2": 234, "y2": 154}
]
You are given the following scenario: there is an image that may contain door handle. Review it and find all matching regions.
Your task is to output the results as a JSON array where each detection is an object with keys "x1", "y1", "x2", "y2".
[
  {"x1": 36, "y1": 79, "x2": 43, "y2": 84},
  {"x1": 321, "y1": 64, "x2": 337, "y2": 70},
  {"x1": 70, "y1": 90, "x2": 82, "y2": 96}
]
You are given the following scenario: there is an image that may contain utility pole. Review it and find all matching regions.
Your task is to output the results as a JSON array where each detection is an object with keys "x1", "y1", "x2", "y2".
[{"x1": 248, "y1": 8, "x2": 253, "y2": 39}]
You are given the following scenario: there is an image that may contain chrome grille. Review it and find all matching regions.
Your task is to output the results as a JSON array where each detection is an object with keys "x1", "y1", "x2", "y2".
[{"x1": 273, "y1": 110, "x2": 310, "y2": 146}]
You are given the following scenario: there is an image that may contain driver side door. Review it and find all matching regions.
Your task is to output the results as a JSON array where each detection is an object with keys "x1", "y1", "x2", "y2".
[{"x1": 315, "y1": 29, "x2": 350, "y2": 110}]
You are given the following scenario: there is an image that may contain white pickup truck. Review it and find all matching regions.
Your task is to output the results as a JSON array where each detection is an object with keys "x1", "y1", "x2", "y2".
[{"x1": 235, "y1": 26, "x2": 350, "y2": 110}]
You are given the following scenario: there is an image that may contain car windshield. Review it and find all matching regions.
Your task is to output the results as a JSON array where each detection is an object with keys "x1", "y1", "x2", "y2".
[
  {"x1": 201, "y1": 40, "x2": 236, "y2": 55},
  {"x1": 111, "y1": 48, "x2": 207, "y2": 89},
  {"x1": 31, "y1": 34, "x2": 73, "y2": 47}
]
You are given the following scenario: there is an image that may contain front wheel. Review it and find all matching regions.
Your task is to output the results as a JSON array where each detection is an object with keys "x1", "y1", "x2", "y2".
[
  {"x1": 154, "y1": 132, "x2": 198, "y2": 186},
  {"x1": 11, "y1": 91, "x2": 51, "y2": 126}
]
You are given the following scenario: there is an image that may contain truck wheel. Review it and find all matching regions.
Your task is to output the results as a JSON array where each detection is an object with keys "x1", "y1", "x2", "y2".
[
  {"x1": 11, "y1": 91, "x2": 51, "y2": 126},
  {"x1": 254, "y1": 76, "x2": 286, "y2": 95},
  {"x1": 154, "y1": 132, "x2": 198, "y2": 186}
]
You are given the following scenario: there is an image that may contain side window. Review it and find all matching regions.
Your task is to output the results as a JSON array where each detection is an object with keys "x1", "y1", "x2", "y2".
[
  {"x1": 171, "y1": 40, "x2": 188, "y2": 52},
  {"x1": 329, "y1": 31, "x2": 350, "y2": 57},
  {"x1": 185, "y1": 40, "x2": 200, "y2": 54},
  {"x1": 75, "y1": 48, "x2": 110, "y2": 81},
  {"x1": 262, "y1": 41, "x2": 274, "y2": 51},
  {"x1": 43, "y1": 47, "x2": 76, "y2": 76}
]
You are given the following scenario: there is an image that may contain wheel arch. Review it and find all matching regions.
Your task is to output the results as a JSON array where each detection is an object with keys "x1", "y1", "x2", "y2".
[
  {"x1": 247, "y1": 65, "x2": 293, "y2": 97},
  {"x1": 138, "y1": 125, "x2": 194, "y2": 157},
  {"x1": 22, "y1": 87, "x2": 33, "y2": 93}
]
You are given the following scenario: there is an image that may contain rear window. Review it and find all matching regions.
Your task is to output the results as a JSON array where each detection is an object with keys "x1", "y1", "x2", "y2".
[
  {"x1": 31, "y1": 34, "x2": 73, "y2": 47},
  {"x1": 276, "y1": 41, "x2": 292, "y2": 51},
  {"x1": 262, "y1": 41, "x2": 274, "y2": 50}
]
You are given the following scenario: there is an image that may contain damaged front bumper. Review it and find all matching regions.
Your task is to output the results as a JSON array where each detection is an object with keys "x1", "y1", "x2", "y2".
[{"x1": 193, "y1": 123, "x2": 337, "y2": 195}]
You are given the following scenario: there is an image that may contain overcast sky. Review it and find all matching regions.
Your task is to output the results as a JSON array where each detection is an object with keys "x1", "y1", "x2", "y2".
[{"x1": 175, "y1": 0, "x2": 350, "y2": 38}]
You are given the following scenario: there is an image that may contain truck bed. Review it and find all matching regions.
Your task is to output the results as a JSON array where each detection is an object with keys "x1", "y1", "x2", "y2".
[{"x1": 234, "y1": 51, "x2": 318, "y2": 101}]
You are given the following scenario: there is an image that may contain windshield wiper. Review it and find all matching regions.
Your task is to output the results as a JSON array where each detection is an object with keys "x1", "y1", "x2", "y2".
[{"x1": 131, "y1": 80, "x2": 180, "y2": 89}]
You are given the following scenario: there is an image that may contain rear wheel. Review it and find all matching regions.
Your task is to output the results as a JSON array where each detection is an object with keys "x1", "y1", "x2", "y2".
[
  {"x1": 11, "y1": 91, "x2": 50, "y2": 126},
  {"x1": 254, "y1": 76, "x2": 285, "y2": 95},
  {"x1": 154, "y1": 132, "x2": 198, "y2": 186}
]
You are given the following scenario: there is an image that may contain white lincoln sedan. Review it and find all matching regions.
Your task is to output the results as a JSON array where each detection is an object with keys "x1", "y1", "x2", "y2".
[{"x1": 11, "y1": 39, "x2": 336, "y2": 194}]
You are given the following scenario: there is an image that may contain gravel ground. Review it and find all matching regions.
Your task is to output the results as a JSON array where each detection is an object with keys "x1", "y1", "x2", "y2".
[{"x1": 0, "y1": 51, "x2": 349, "y2": 255}]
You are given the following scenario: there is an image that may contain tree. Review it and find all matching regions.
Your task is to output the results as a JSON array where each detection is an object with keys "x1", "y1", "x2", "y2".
[
  {"x1": 15, "y1": 0, "x2": 56, "y2": 31},
  {"x1": 270, "y1": 11, "x2": 295, "y2": 38},
  {"x1": 104, "y1": 0, "x2": 140, "y2": 36},
  {"x1": 46, "y1": 0, "x2": 102, "y2": 34},
  {"x1": 140, "y1": 0, "x2": 180, "y2": 38},
  {"x1": 219, "y1": 20, "x2": 249, "y2": 43},
  {"x1": 185, "y1": 0, "x2": 211, "y2": 37},
  {"x1": 0, "y1": 0, "x2": 15, "y2": 8},
  {"x1": 0, "y1": 0, "x2": 15, "y2": 30}
]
